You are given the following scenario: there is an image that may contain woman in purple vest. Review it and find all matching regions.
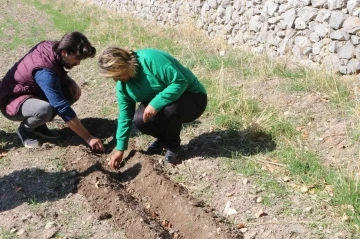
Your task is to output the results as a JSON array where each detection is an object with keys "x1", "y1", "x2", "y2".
[{"x1": 0, "y1": 32, "x2": 104, "y2": 152}]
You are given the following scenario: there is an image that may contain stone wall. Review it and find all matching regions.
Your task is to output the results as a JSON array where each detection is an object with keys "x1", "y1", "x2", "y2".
[{"x1": 87, "y1": 0, "x2": 360, "y2": 75}]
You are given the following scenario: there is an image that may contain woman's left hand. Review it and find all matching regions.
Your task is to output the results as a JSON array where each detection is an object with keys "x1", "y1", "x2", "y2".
[{"x1": 143, "y1": 105, "x2": 157, "y2": 122}]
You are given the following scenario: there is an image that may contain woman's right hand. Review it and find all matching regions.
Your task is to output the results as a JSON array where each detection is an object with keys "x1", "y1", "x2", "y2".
[
  {"x1": 65, "y1": 116, "x2": 104, "y2": 153},
  {"x1": 108, "y1": 150, "x2": 124, "y2": 169},
  {"x1": 87, "y1": 137, "x2": 104, "y2": 153}
]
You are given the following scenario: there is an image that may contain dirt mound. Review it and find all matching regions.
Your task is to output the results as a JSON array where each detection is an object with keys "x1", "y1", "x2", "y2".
[{"x1": 60, "y1": 146, "x2": 242, "y2": 239}]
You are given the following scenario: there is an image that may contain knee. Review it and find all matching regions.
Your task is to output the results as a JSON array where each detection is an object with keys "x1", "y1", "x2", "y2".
[
  {"x1": 36, "y1": 103, "x2": 53, "y2": 121},
  {"x1": 163, "y1": 105, "x2": 178, "y2": 119},
  {"x1": 133, "y1": 110, "x2": 145, "y2": 131}
]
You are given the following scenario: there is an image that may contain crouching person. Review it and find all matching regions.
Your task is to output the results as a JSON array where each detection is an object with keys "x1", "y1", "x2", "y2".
[
  {"x1": 0, "y1": 32, "x2": 104, "y2": 152},
  {"x1": 97, "y1": 47, "x2": 207, "y2": 168}
]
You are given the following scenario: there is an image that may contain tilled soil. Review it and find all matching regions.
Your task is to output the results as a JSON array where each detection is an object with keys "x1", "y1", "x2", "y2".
[{"x1": 61, "y1": 145, "x2": 243, "y2": 239}]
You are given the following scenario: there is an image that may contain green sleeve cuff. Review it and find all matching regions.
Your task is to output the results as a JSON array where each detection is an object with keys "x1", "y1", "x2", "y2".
[{"x1": 116, "y1": 139, "x2": 128, "y2": 151}]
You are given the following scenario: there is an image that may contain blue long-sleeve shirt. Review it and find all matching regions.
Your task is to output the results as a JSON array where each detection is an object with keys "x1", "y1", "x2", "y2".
[{"x1": 34, "y1": 69, "x2": 76, "y2": 122}]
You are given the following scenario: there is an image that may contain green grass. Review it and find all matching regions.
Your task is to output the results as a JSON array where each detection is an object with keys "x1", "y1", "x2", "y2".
[
  {"x1": 27, "y1": 195, "x2": 39, "y2": 206},
  {"x1": 0, "y1": 17, "x2": 46, "y2": 49},
  {"x1": 100, "y1": 105, "x2": 117, "y2": 117},
  {"x1": 271, "y1": 64, "x2": 307, "y2": 80},
  {"x1": 47, "y1": 157, "x2": 64, "y2": 172},
  {"x1": 172, "y1": 175, "x2": 186, "y2": 184},
  {"x1": 0, "y1": 227, "x2": 15, "y2": 239},
  {"x1": 26, "y1": 0, "x2": 90, "y2": 33},
  {"x1": 0, "y1": 157, "x2": 10, "y2": 169}
]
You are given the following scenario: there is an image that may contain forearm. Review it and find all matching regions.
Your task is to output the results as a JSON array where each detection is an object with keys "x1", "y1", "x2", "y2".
[{"x1": 66, "y1": 116, "x2": 93, "y2": 143}]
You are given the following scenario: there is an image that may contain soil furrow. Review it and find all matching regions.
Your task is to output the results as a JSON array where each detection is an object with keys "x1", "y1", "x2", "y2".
[{"x1": 65, "y1": 148, "x2": 243, "y2": 239}]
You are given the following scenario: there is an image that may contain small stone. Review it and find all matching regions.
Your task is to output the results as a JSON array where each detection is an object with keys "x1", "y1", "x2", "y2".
[
  {"x1": 256, "y1": 197, "x2": 263, "y2": 203},
  {"x1": 237, "y1": 223, "x2": 246, "y2": 229},
  {"x1": 44, "y1": 222, "x2": 56, "y2": 229},
  {"x1": 16, "y1": 229, "x2": 25, "y2": 236},
  {"x1": 43, "y1": 229, "x2": 58, "y2": 239},
  {"x1": 303, "y1": 207, "x2": 313, "y2": 213},
  {"x1": 226, "y1": 192, "x2": 235, "y2": 197},
  {"x1": 10, "y1": 228, "x2": 18, "y2": 234},
  {"x1": 254, "y1": 210, "x2": 268, "y2": 218},
  {"x1": 243, "y1": 179, "x2": 249, "y2": 185},
  {"x1": 342, "y1": 214, "x2": 350, "y2": 222},
  {"x1": 283, "y1": 176, "x2": 291, "y2": 182},
  {"x1": 224, "y1": 201, "x2": 237, "y2": 216},
  {"x1": 240, "y1": 228, "x2": 248, "y2": 233},
  {"x1": 219, "y1": 50, "x2": 226, "y2": 56},
  {"x1": 97, "y1": 212, "x2": 112, "y2": 220},
  {"x1": 300, "y1": 186, "x2": 308, "y2": 193},
  {"x1": 20, "y1": 214, "x2": 32, "y2": 222},
  {"x1": 325, "y1": 185, "x2": 334, "y2": 196},
  {"x1": 66, "y1": 193, "x2": 73, "y2": 199}
]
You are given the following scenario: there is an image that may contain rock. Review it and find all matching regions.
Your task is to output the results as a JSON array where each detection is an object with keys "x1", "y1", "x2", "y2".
[
  {"x1": 44, "y1": 221, "x2": 56, "y2": 229},
  {"x1": 341, "y1": 214, "x2": 350, "y2": 222},
  {"x1": 243, "y1": 178, "x2": 249, "y2": 185},
  {"x1": 223, "y1": 201, "x2": 237, "y2": 216},
  {"x1": 283, "y1": 176, "x2": 291, "y2": 182},
  {"x1": 240, "y1": 228, "x2": 248, "y2": 233},
  {"x1": 97, "y1": 212, "x2": 112, "y2": 220},
  {"x1": 16, "y1": 229, "x2": 26, "y2": 236},
  {"x1": 303, "y1": 206, "x2": 314, "y2": 213},
  {"x1": 20, "y1": 214, "x2": 33, "y2": 222},
  {"x1": 254, "y1": 210, "x2": 268, "y2": 218},
  {"x1": 300, "y1": 186, "x2": 308, "y2": 193},
  {"x1": 43, "y1": 228, "x2": 58, "y2": 239}
]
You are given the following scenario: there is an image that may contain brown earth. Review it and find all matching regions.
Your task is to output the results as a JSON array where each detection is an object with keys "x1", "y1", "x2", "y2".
[{"x1": 0, "y1": 0, "x2": 356, "y2": 238}]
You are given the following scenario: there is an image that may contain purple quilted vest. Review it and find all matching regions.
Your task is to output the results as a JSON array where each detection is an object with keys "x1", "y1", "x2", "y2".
[{"x1": 0, "y1": 41, "x2": 67, "y2": 116}]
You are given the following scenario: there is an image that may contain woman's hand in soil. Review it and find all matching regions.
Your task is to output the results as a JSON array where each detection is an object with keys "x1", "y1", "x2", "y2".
[
  {"x1": 109, "y1": 150, "x2": 124, "y2": 169},
  {"x1": 88, "y1": 137, "x2": 104, "y2": 153}
]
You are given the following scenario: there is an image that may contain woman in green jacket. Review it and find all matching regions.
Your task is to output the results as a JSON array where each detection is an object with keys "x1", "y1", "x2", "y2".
[{"x1": 98, "y1": 47, "x2": 207, "y2": 169}]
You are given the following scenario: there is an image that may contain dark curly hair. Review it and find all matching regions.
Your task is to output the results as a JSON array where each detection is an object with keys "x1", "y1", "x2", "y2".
[{"x1": 53, "y1": 32, "x2": 96, "y2": 59}]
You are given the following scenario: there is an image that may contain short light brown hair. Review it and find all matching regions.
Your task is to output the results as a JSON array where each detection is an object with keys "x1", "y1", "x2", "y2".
[{"x1": 97, "y1": 47, "x2": 138, "y2": 79}]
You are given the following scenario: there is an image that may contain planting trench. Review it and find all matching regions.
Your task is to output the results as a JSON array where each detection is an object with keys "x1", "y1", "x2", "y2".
[{"x1": 63, "y1": 146, "x2": 243, "y2": 239}]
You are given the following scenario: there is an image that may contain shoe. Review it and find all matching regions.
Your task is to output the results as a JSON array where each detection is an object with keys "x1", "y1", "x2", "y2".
[
  {"x1": 33, "y1": 124, "x2": 60, "y2": 139},
  {"x1": 164, "y1": 148, "x2": 181, "y2": 164},
  {"x1": 146, "y1": 139, "x2": 165, "y2": 155},
  {"x1": 16, "y1": 127, "x2": 40, "y2": 148}
]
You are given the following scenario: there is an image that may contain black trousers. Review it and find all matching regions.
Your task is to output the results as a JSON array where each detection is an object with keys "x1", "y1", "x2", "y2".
[{"x1": 133, "y1": 92, "x2": 207, "y2": 149}]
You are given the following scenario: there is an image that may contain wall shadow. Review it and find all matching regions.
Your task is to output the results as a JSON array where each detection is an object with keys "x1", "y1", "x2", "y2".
[
  {"x1": 0, "y1": 168, "x2": 78, "y2": 212},
  {"x1": 179, "y1": 127, "x2": 276, "y2": 161}
]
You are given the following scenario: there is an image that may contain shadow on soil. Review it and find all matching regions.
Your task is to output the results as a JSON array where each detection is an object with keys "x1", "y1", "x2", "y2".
[
  {"x1": 0, "y1": 118, "x2": 117, "y2": 153},
  {"x1": 55, "y1": 117, "x2": 117, "y2": 153},
  {"x1": 0, "y1": 130, "x2": 21, "y2": 150},
  {"x1": 0, "y1": 160, "x2": 141, "y2": 213},
  {"x1": 181, "y1": 126, "x2": 276, "y2": 160}
]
